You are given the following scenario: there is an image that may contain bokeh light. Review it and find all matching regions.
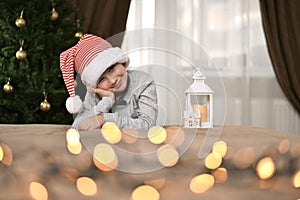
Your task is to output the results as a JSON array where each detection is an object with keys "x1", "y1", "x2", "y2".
[
  {"x1": 66, "y1": 128, "x2": 80, "y2": 145},
  {"x1": 157, "y1": 144, "x2": 179, "y2": 167},
  {"x1": 292, "y1": 169, "x2": 300, "y2": 188},
  {"x1": 212, "y1": 167, "x2": 228, "y2": 183},
  {"x1": 29, "y1": 181, "x2": 48, "y2": 200},
  {"x1": 212, "y1": 141, "x2": 227, "y2": 158},
  {"x1": 189, "y1": 174, "x2": 214, "y2": 194},
  {"x1": 204, "y1": 152, "x2": 222, "y2": 170},
  {"x1": 233, "y1": 147, "x2": 255, "y2": 169},
  {"x1": 148, "y1": 126, "x2": 167, "y2": 144},
  {"x1": 101, "y1": 122, "x2": 122, "y2": 144},
  {"x1": 0, "y1": 144, "x2": 3, "y2": 161},
  {"x1": 131, "y1": 185, "x2": 160, "y2": 200},
  {"x1": 67, "y1": 142, "x2": 82, "y2": 155},
  {"x1": 93, "y1": 143, "x2": 118, "y2": 171},
  {"x1": 278, "y1": 139, "x2": 290, "y2": 154},
  {"x1": 76, "y1": 177, "x2": 97, "y2": 196},
  {"x1": 0, "y1": 143, "x2": 13, "y2": 166},
  {"x1": 93, "y1": 156, "x2": 118, "y2": 172},
  {"x1": 256, "y1": 157, "x2": 276, "y2": 180}
]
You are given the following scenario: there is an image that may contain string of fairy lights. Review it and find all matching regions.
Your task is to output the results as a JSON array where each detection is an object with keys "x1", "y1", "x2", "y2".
[{"x1": 0, "y1": 123, "x2": 300, "y2": 199}]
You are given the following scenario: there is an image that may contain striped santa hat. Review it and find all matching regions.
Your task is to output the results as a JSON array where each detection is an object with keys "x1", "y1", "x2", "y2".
[{"x1": 60, "y1": 33, "x2": 129, "y2": 114}]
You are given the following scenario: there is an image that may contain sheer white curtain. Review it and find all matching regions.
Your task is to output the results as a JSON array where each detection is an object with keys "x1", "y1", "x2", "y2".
[{"x1": 123, "y1": 0, "x2": 300, "y2": 134}]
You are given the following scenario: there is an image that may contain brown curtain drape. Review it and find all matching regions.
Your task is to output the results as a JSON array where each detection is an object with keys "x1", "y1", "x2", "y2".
[
  {"x1": 259, "y1": 0, "x2": 300, "y2": 115},
  {"x1": 70, "y1": 0, "x2": 131, "y2": 46}
]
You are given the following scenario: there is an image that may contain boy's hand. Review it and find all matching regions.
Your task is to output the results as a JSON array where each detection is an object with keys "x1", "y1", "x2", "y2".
[
  {"x1": 86, "y1": 85, "x2": 114, "y2": 99},
  {"x1": 78, "y1": 115, "x2": 104, "y2": 131}
]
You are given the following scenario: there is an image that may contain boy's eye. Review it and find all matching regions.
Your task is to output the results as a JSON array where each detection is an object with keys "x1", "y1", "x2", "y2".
[
  {"x1": 108, "y1": 65, "x2": 115, "y2": 72},
  {"x1": 98, "y1": 78, "x2": 104, "y2": 83}
]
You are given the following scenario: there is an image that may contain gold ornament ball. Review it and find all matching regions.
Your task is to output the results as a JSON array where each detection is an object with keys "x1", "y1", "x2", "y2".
[
  {"x1": 50, "y1": 10, "x2": 59, "y2": 21},
  {"x1": 74, "y1": 31, "x2": 83, "y2": 39},
  {"x1": 40, "y1": 99, "x2": 51, "y2": 112},
  {"x1": 16, "y1": 49, "x2": 27, "y2": 60},
  {"x1": 15, "y1": 18, "x2": 26, "y2": 27},
  {"x1": 3, "y1": 82, "x2": 13, "y2": 93}
]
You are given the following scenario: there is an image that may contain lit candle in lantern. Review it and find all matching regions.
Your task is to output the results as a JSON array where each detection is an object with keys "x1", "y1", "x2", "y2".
[{"x1": 184, "y1": 68, "x2": 214, "y2": 128}]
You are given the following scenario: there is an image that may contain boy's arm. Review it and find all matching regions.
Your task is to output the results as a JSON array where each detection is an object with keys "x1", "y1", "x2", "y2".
[
  {"x1": 102, "y1": 81, "x2": 158, "y2": 130},
  {"x1": 72, "y1": 93, "x2": 114, "y2": 129}
]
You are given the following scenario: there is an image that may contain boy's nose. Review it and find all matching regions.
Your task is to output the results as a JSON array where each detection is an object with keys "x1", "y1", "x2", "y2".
[{"x1": 107, "y1": 75, "x2": 117, "y2": 85}]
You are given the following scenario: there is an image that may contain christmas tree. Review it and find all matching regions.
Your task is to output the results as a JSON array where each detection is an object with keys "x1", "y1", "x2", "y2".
[{"x1": 0, "y1": 0, "x2": 83, "y2": 124}]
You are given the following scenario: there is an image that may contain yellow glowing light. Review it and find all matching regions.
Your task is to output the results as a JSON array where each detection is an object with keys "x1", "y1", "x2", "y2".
[
  {"x1": 292, "y1": 170, "x2": 300, "y2": 188},
  {"x1": 132, "y1": 185, "x2": 160, "y2": 200},
  {"x1": 0, "y1": 145, "x2": 3, "y2": 161},
  {"x1": 0, "y1": 143, "x2": 13, "y2": 166},
  {"x1": 278, "y1": 139, "x2": 290, "y2": 154},
  {"x1": 29, "y1": 182, "x2": 48, "y2": 200},
  {"x1": 164, "y1": 126, "x2": 185, "y2": 147},
  {"x1": 212, "y1": 167, "x2": 228, "y2": 183},
  {"x1": 256, "y1": 157, "x2": 276, "y2": 180},
  {"x1": 67, "y1": 141, "x2": 82, "y2": 155},
  {"x1": 144, "y1": 178, "x2": 166, "y2": 190},
  {"x1": 122, "y1": 128, "x2": 138, "y2": 144},
  {"x1": 212, "y1": 141, "x2": 227, "y2": 158},
  {"x1": 157, "y1": 144, "x2": 179, "y2": 167},
  {"x1": 76, "y1": 177, "x2": 97, "y2": 196},
  {"x1": 101, "y1": 122, "x2": 122, "y2": 144},
  {"x1": 66, "y1": 128, "x2": 80, "y2": 145},
  {"x1": 93, "y1": 143, "x2": 116, "y2": 165},
  {"x1": 148, "y1": 126, "x2": 167, "y2": 144},
  {"x1": 233, "y1": 147, "x2": 255, "y2": 169},
  {"x1": 93, "y1": 154, "x2": 118, "y2": 172},
  {"x1": 204, "y1": 152, "x2": 222, "y2": 170},
  {"x1": 190, "y1": 174, "x2": 214, "y2": 194}
]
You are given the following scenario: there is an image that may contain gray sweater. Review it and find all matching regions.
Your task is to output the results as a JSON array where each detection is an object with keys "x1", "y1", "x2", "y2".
[{"x1": 72, "y1": 70, "x2": 158, "y2": 130}]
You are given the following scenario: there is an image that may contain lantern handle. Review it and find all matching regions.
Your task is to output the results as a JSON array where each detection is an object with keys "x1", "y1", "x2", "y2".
[{"x1": 193, "y1": 68, "x2": 206, "y2": 80}]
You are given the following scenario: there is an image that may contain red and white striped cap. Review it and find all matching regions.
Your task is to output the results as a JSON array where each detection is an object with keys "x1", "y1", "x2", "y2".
[{"x1": 60, "y1": 33, "x2": 129, "y2": 114}]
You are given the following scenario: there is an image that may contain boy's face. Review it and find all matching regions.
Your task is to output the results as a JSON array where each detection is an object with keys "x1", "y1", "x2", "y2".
[{"x1": 97, "y1": 63, "x2": 128, "y2": 92}]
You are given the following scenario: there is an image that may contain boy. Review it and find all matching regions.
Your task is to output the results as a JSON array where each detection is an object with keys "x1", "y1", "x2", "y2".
[{"x1": 60, "y1": 34, "x2": 158, "y2": 131}]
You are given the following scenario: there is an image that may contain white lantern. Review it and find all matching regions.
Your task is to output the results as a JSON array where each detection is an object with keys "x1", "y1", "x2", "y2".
[{"x1": 184, "y1": 68, "x2": 214, "y2": 128}]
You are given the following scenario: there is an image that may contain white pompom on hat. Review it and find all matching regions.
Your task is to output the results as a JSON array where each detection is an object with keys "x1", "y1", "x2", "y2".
[{"x1": 60, "y1": 34, "x2": 130, "y2": 114}]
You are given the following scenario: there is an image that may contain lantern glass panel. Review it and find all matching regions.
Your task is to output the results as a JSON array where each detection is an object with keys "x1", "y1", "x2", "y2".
[{"x1": 190, "y1": 94, "x2": 210, "y2": 123}]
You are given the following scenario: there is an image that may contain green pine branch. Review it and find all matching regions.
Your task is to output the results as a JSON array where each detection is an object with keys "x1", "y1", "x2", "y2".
[{"x1": 0, "y1": 0, "x2": 84, "y2": 124}]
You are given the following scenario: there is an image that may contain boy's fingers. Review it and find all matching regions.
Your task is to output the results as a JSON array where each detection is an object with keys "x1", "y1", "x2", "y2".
[{"x1": 86, "y1": 85, "x2": 95, "y2": 93}]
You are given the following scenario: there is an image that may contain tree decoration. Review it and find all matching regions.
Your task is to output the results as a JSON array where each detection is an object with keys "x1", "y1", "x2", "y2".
[
  {"x1": 0, "y1": 0, "x2": 83, "y2": 123},
  {"x1": 40, "y1": 90, "x2": 51, "y2": 112},
  {"x1": 50, "y1": 1, "x2": 59, "y2": 21},
  {"x1": 3, "y1": 77, "x2": 14, "y2": 93},
  {"x1": 74, "y1": 19, "x2": 83, "y2": 39},
  {"x1": 15, "y1": 10, "x2": 26, "y2": 27},
  {"x1": 15, "y1": 40, "x2": 27, "y2": 60}
]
